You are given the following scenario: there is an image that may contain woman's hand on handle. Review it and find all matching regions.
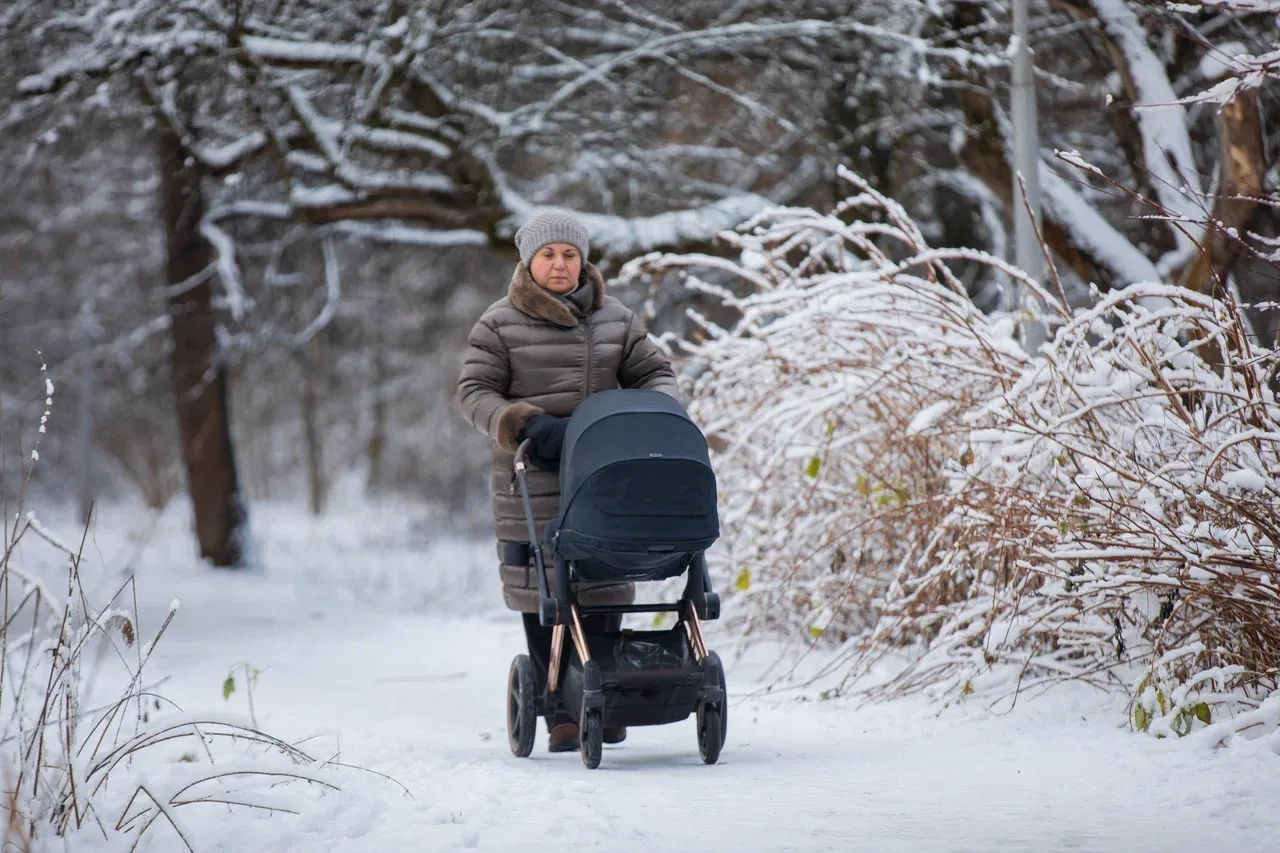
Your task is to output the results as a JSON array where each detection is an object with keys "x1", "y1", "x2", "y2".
[{"x1": 518, "y1": 414, "x2": 568, "y2": 470}]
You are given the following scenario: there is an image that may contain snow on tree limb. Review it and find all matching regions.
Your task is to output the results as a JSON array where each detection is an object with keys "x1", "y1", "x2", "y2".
[
  {"x1": 382, "y1": 108, "x2": 463, "y2": 143},
  {"x1": 337, "y1": 124, "x2": 453, "y2": 160},
  {"x1": 197, "y1": 133, "x2": 268, "y2": 172},
  {"x1": 496, "y1": 192, "x2": 772, "y2": 258},
  {"x1": 203, "y1": 200, "x2": 488, "y2": 248},
  {"x1": 198, "y1": 217, "x2": 247, "y2": 322},
  {"x1": 1174, "y1": 0, "x2": 1280, "y2": 11},
  {"x1": 282, "y1": 85, "x2": 454, "y2": 197},
  {"x1": 522, "y1": 18, "x2": 1005, "y2": 132},
  {"x1": 12, "y1": 4, "x2": 842, "y2": 268},
  {"x1": 1175, "y1": 45, "x2": 1280, "y2": 105},
  {"x1": 326, "y1": 222, "x2": 489, "y2": 247},
  {"x1": 578, "y1": 195, "x2": 775, "y2": 259},
  {"x1": 241, "y1": 35, "x2": 389, "y2": 67},
  {"x1": 1059, "y1": 0, "x2": 1204, "y2": 239},
  {"x1": 957, "y1": 88, "x2": 1166, "y2": 295},
  {"x1": 16, "y1": 26, "x2": 389, "y2": 96},
  {"x1": 288, "y1": 236, "x2": 341, "y2": 346}
]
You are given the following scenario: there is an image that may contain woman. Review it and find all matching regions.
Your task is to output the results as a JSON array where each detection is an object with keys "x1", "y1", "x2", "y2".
[{"x1": 455, "y1": 208, "x2": 678, "y2": 753}]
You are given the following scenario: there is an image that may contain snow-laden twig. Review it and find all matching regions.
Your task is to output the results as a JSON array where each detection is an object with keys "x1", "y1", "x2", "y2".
[{"x1": 1168, "y1": 2, "x2": 1280, "y2": 106}]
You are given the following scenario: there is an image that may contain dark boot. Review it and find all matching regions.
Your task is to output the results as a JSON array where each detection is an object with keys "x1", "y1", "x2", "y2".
[
  {"x1": 604, "y1": 726, "x2": 627, "y2": 744},
  {"x1": 548, "y1": 722, "x2": 579, "y2": 753}
]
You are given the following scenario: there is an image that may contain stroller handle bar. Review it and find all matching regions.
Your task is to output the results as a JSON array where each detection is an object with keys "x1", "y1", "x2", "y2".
[
  {"x1": 512, "y1": 439, "x2": 559, "y2": 624},
  {"x1": 514, "y1": 438, "x2": 533, "y2": 473}
]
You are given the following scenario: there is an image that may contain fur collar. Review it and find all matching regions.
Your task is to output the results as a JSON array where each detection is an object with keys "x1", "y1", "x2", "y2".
[{"x1": 507, "y1": 263, "x2": 606, "y2": 328}]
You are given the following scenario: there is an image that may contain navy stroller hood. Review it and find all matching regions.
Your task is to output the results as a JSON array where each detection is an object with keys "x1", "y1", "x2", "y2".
[{"x1": 548, "y1": 389, "x2": 719, "y2": 580}]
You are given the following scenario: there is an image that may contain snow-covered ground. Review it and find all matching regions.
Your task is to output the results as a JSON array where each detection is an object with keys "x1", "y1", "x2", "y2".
[{"x1": 11, "y1": 499, "x2": 1280, "y2": 852}]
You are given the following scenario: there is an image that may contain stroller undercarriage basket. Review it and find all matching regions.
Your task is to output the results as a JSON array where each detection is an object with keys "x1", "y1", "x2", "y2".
[{"x1": 559, "y1": 628, "x2": 704, "y2": 729}]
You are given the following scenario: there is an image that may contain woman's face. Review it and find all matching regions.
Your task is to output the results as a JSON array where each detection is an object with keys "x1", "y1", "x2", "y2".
[{"x1": 528, "y1": 242, "x2": 582, "y2": 294}]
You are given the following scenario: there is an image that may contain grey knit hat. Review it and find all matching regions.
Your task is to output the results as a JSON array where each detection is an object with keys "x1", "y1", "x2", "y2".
[{"x1": 514, "y1": 208, "x2": 590, "y2": 267}]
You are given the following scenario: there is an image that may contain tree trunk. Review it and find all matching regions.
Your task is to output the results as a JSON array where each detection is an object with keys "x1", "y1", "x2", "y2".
[
  {"x1": 158, "y1": 127, "x2": 247, "y2": 567},
  {"x1": 299, "y1": 337, "x2": 327, "y2": 516},
  {"x1": 366, "y1": 344, "x2": 387, "y2": 493}
]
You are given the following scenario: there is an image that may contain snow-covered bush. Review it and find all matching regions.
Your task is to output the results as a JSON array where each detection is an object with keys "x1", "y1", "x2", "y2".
[
  {"x1": 623, "y1": 168, "x2": 1280, "y2": 740},
  {"x1": 1, "y1": 380, "x2": 338, "y2": 851}
]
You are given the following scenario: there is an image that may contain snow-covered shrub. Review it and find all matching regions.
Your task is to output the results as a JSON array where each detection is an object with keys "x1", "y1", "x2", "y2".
[
  {"x1": 623, "y1": 168, "x2": 1280, "y2": 739},
  {"x1": 1, "y1": 381, "x2": 337, "y2": 851}
]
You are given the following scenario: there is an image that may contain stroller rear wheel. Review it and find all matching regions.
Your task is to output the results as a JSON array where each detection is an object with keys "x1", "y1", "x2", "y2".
[
  {"x1": 580, "y1": 709, "x2": 603, "y2": 769},
  {"x1": 507, "y1": 655, "x2": 537, "y2": 758}
]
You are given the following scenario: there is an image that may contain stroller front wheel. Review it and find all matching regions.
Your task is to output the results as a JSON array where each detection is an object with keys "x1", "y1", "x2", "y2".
[
  {"x1": 507, "y1": 655, "x2": 537, "y2": 758},
  {"x1": 697, "y1": 706, "x2": 723, "y2": 765},
  {"x1": 697, "y1": 651, "x2": 727, "y2": 764},
  {"x1": 703, "y1": 651, "x2": 728, "y2": 747},
  {"x1": 580, "y1": 710, "x2": 603, "y2": 769}
]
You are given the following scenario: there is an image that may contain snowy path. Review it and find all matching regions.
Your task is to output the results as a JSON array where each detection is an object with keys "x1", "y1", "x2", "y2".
[
  {"x1": 33, "y1": 503, "x2": 1280, "y2": 852},
  {"x1": 139, "y1": 576, "x2": 1279, "y2": 852}
]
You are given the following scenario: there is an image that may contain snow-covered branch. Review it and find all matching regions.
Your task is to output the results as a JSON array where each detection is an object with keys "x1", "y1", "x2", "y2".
[
  {"x1": 1059, "y1": 0, "x2": 1204, "y2": 239},
  {"x1": 1039, "y1": 158, "x2": 1162, "y2": 285},
  {"x1": 576, "y1": 196, "x2": 776, "y2": 259}
]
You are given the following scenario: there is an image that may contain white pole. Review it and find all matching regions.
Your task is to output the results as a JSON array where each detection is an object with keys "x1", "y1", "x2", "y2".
[{"x1": 1010, "y1": 0, "x2": 1046, "y2": 354}]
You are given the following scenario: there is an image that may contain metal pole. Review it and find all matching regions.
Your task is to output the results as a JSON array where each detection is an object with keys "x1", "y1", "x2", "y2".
[
  {"x1": 77, "y1": 353, "x2": 95, "y2": 525},
  {"x1": 1010, "y1": 0, "x2": 1046, "y2": 354},
  {"x1": 76, "y1": 297, "x2": 96, "y2": 525}
]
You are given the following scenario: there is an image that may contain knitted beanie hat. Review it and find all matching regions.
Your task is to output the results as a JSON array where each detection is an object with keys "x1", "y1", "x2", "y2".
[{"x1": 514, "y1": 208, "x2": 590, "y2": 267}]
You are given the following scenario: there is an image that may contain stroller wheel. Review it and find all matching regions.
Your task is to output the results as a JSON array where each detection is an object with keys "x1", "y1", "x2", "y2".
[
  {"x1": 704, "y1": 651, "x2": 728, "y2": 749},
  {"x1": 697, "y1": 651, "x2": 727, "y2": 764},
  {"x1": 697, "y1": 706, "x2": 723, "y2": 764},
  {"x1": 580, "y1": 710, "x2": 603, "y2": 769},
  {"x1": 507, "y1": 655, "x2": 537, "y2": 758}
]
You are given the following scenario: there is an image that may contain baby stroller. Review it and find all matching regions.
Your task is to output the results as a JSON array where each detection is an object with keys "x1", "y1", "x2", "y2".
[{"x1": 506, "y1": 389, "x2": 726, "y2": 769}]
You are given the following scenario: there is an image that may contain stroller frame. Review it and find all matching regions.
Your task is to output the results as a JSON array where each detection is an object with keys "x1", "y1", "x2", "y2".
[{"x1": 508, "y1": 438, "x2": 726, "y2": 768}]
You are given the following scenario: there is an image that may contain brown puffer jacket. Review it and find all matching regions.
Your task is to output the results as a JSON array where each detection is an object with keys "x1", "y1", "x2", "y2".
[{"x1": 455, "y1": 262, "x2": 679, "y2": 613}]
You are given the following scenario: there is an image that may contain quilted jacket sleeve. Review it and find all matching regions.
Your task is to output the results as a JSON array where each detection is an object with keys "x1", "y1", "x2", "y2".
[
  {"x1": 617, "y1": 312, "x2": 679, "y2": 398},
  {"x1": 455, "y1": 317, "x2": 544, "y2": 451}
]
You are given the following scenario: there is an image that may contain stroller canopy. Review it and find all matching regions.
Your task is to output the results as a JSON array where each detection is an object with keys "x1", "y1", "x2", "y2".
[{"x1": 550, "y1": 389, "x2": 719, "y2": 576}]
